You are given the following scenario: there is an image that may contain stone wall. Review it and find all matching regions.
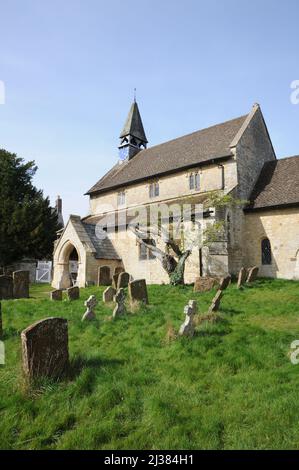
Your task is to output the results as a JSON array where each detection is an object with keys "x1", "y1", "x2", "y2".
[
  {"x1": 227, "y1": 105, "x2": 277, "y2": 274},
  {"x1": 244, "y1": 207, "x2": 299, "y2": 279},
  {"x1": 89, "y1": 159, "x2": 238, "y2": 216}
]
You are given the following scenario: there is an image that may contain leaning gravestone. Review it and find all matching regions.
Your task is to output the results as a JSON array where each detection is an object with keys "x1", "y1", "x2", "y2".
[
  {"x1": 21, "y1": 317, "x2": 69, "y2": 379},
  {"x1": 67, "y1": 286, "x2": 80, "y2": 300},
  {"x1": 50, "y1": 289, "x2": 63, "y2": 301},
  {"x1": 219, "y1": 275, "x2": 231, "y2": 291},
  {"x1": 128, "y1": 279, "x2": 148, "y2": 305},
  {"x1": 237, "y1": 267, "x2": 247, "y2": 288},
  {"x1": 246, "y1": 266, "x2": 259, "y2": 283},
  {"x1": 98, "y1": 265, "x2": 111, "y2": 286},
  {"x1": 82, "y1": 295, "x2": 97, "y2": 321},
  {"x1": 0, "y1": 275, "x2": 13, "y2": 300},
  {"x1": 113, "y1": 288, "x2": 126, "y2": 318},
  {"x1": 208, "y1": 290, "x2": 223, "y2": 313},
  {"x1": 103, "y1": 286, "x2": 116, "y2": 303},
  {"x1": 117, "y1": 272, "x2": 130, "y2": 289},
  {"x1": 194, "y1": 277, "x2": 219, "y2": 293},
  {"x1": 179, "y1": 300, "x2": 197, "y2": 337},
  {"x1": 13, "y1": 270, "x2": 30, "y2": 299}
]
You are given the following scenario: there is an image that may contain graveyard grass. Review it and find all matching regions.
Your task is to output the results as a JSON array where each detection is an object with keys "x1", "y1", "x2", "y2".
[{"x1": 1, "y1": 279, "x2": 299, "y2": 450}]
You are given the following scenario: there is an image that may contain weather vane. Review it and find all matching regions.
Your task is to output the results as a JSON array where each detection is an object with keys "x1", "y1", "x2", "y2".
[{"x1": 134, "y1": 88, "x2": 136, "y2": 102}]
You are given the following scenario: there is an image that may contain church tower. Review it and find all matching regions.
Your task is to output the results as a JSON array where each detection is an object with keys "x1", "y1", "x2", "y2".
[{"x1": 118, "y1": 99, "x2": 148, "y2": 162}]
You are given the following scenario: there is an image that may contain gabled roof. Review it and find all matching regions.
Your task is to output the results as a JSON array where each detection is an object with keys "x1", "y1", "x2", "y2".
[
  {"x1": 83, "y1": 222, "x2": 121, "y2": 260},
  {"x1": 120, "y1": 101, "x2": 148, "y2": 143},
  {"x1": 87, "y1": 113, "x2": 248, "y2": 195},
  {"x1": 62, "y1": 215, "x2": 121, "y2": 260},
  {"x1": 247, "y1": 156, "x2": 299, "y2": 211}
]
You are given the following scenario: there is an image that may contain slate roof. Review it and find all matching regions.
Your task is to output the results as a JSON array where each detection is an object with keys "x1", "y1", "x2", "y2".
[
  {"x1": 120, "y1": 101, "x2": 148, "y2": 143},
  {"x1": 247, "y1": 156, "x2": 299, "y2": 210},
  {"x1": 83, "y1": 222, "x2": 121, "y2": 260},
  {"x1": 87, "y1": 114, "x2": 248, "y2": 195}
]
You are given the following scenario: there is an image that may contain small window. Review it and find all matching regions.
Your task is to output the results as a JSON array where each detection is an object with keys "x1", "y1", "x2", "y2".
[
  {"x1": 261, "y1": 238, "x2": 272, "y2": 265},
  {"x1": 139, "y1": 239, "x2": 156, "y2": 260},
  {"x1": 189, "y1": 174, "x2": 194, "y2": 190},
  {"x1": 189, "y1": 173, "x2": 200, "y2": 190},
  {"x1": 139, "y1": 242, "x2": 148, "y2": 260},
  {"x1": 149, "y1": 182, "x2": 159, "y2": 198},
  {"x1": 117, "y1": 191, "x2": 126, "y2": 206}
]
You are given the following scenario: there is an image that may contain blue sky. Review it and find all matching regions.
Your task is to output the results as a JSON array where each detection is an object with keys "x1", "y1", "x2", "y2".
[{"x1": 0, "y1": 0, "x2": 298, "y2": 220}]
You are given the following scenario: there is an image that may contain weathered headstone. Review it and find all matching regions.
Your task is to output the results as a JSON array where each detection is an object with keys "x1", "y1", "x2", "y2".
[
  {"x1": 219, "y1": 275, "x2": 231, "y2": 291},
  {"x1": 13, "y1": 270, "x2": 29, "y2": 299},
  {"x1": 128, "y1": 279, "x2": 148, "y2": 304},
  {"x1": 237, "y1": 267, "x2": 247, "y2": 288},
  {"x1": 50, "y1": 289, "x2": 63, "y2": 301},
  {"x1": 103, "y1": 286, "x2": 116, "y2": 303},
  {"x1": 98, "y1": 265, "x2": 111, "y2": 286},
  {"x1": 21, "y1": 317, "x2": 69, "y2": 379},
  {"x1": 0, "y1": 275, "x2": 13, "y2": 300},
  {"x1": 113, "y1": 288, "x2": 126, "y2": 318},
  {"x1": 194, "y1": 277, "x2": 219, "y2": 293},
  {"x1": 179, "y1": 300, "x2": 197, "y2": 337},
  {"x1": 246, "y1": 266, "x2": 259, "y2": 283},
  {"x1": 67, "y1": 286, "x2": 80, "y2": 300},
  {"x1": 114, "y1": 266, "x2": 125, "y2": 276},
  {"x1": 208, "y1": 290, "x2": 223, "y2": 313},
  {"x1": 82, "y1": 295, "x2": 97, "y2": 321},
  {"x1": 117, "y1": 272, "x2": 130, "y2": 289}
]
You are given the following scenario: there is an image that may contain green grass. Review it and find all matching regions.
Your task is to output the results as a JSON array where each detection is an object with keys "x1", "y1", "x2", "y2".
[{"x1": 1, "y1": 279, "x2": 299, "y2": 450}]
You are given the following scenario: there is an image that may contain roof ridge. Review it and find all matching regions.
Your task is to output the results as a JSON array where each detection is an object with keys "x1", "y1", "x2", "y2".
[
  {"x1": 139, "y1": 113, "x2": 249, "y2": 154},
  {"x1": 276, "y1": 154, "x2": 299, "y2": 161}
]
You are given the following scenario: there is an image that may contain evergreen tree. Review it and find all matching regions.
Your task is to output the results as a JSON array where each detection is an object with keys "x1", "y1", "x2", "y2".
[{"x1": 0, "y1": 149, "x2": 61, "y2": 268}]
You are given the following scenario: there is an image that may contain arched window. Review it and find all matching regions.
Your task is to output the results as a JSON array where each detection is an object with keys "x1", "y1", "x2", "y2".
[{"x1": 261, "y1": 238, "x2": 272, "y2": 265}]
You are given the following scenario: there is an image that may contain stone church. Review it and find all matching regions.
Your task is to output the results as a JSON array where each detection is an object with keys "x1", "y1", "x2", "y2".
[{"x1": 52, "y1": 101, "x2": 299, "y2": 288}]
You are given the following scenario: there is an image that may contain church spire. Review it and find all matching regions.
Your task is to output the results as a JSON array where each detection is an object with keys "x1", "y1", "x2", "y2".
[{"x1": 118, "y1": 100, "x2": 148, "y2": 162}]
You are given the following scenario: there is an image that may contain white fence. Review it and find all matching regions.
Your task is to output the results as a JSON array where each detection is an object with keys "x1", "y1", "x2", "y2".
[{"x1": 36, "y1": 261, "x2": 52, "y2": 283}]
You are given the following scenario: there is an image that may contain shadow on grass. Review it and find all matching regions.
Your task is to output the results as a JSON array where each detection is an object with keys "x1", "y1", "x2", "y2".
[
  {"x1": 223, "y1": 308, "x2": 243, "y2": 316},
  {"x1": 68, "y1": 355, "x2": 125, "y2": 380},
  {"x1": 2, "y1": 326, "x2": 19, "y2": 340},
  {"x1": 195, "y1": 316, "x2": 232, "y2": 337}
]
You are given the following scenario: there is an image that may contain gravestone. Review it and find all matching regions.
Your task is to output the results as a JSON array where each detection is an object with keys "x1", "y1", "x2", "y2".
[
  {"x1": 237, "y1": 267, "x2": 247, "y2": 288},
  {"x1": 128, "y1": 279, "x2": 148, "y2": 304},
  {"x1": 113, "y1": 288, "x2": 126, "y2": 318},
  {"x1": 219, "y1": 275, "x2": 231, "y2": 291},
  {"x1": 13, "y1": 270, "x2": 30, "y2": 299},
  {"x1": 82, "y1": 295, "x2": 97, "y2": 321},
  {"x1": 114, "y1": 266, "x2": 125, "y2": 276},
  {"x1": 21, "y1": 317, "x2": 69, "y2": 379},
  {"x1": 208, "y1": 290, "x2": 223, "y2": 313},
  {"x1": 67, "y1": 286, "x2": 80, "y2": 300},
  {"x1": 179, "y1": 300, "x2": 197, "y2": 337},
  {"x1": 0, "y1": 275, "x2": 13, "y2": 300},
  {"x1": 103, "y1": 286, "x2": 116, "y2": 303},
  {"x1": 194, "y1": 277, "x2": 218, "y2": 293},
  {"x1": 50, "y1": 289, "x2": 63, "y2": 301},
  {"x1": 246, "y1": 266, "x2": 259, "y2": 283},
  {"x1": 98, "y1": 265, "x2": 111, "y2": 286},
  {"x1": 117, "y1": 272, "x2": 130, "y2": 289}
]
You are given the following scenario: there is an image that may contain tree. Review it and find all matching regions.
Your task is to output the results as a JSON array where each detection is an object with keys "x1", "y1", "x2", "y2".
[
  {"x1": 131, "y1": 192, "x2": 244, "y2": 286},
  {"x1": 0, "y1": 149, "x2": 61, "y2": 269}
]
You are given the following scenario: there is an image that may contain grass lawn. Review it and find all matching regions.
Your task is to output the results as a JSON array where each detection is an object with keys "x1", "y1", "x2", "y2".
[{"x1": 1, "y1": 279, "x2": 299, "y2": 450}]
